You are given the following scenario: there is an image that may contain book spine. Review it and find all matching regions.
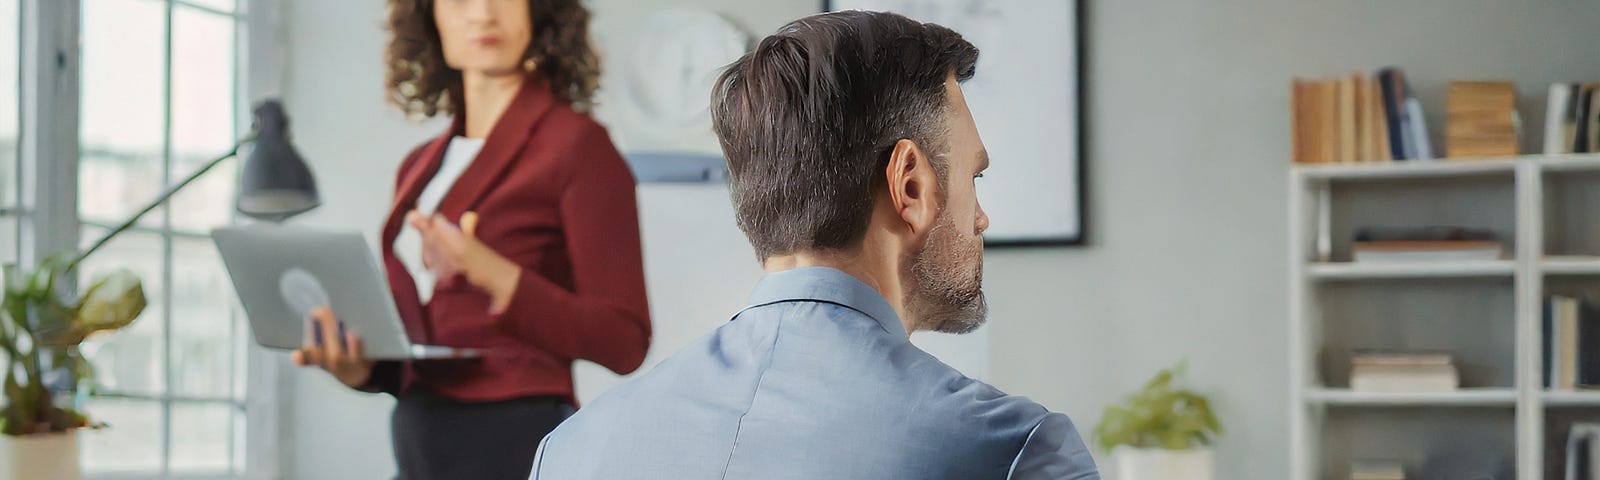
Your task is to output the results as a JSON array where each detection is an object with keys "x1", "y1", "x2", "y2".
[
  {"x1": 1378, "y1": 69, "x2": 1408, "y2": 160},
  {"x1": 1587, "y1": 84, "x2": 1600, "y2": 153},
  {"x1": 1564, "y1": 296, "x2": 1582, "y2": 390},
  {"x1": 1406, "y1": 98, "x2": 1434, "y2": 160},
  {"x1": 1577, "y1": 85, "x2": 1594, "y2": 153},
  {"x1": 1546, "y1": 84, "x2": 1576, "y2": 155},
  {"x1": 1548, "y1": 296, "x2": 1557, "y2": 389},
  {"x1": 1581, "y1": 298, "x2": 1600, "y2": 387},
  {"x1": 1292, "y1": 79, "x2": 1309, "y2": 163}
]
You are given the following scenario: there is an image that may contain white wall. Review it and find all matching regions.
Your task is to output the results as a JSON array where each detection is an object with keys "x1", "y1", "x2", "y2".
[
  {"x1": 985, "y1": 2, "x2": 1600, "y2": 479},
  {"x1": 271, "y1": 0, "x2": 1600, "y2": 479},
  {"x1": 276, "y1": 1, "x2": 430, "y2": 478}
]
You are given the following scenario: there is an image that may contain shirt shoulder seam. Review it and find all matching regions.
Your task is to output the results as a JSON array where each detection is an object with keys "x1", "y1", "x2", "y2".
[{"x1": 718, "y1": 313, "x2": 784, "y2": 478}]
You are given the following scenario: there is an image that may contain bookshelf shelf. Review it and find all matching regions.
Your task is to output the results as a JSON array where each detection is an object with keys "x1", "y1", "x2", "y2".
[
  {"x1": 1307, "y1": 388, "x2": 1517, "y2": 407},
  {"x1": 1308, "y1": 260, "x2": 1514, "y2": 280},
  {"x1": 1538, "y1": 154, "x2": 1600, "y2": 173},
  {"x1": 1542, "y1": 391, "x2": 1600, "y2": 407},
  {"x1": 1297, "y1": 158, "x2": 1516, "y2": 181},
  {"x1": 1541, "y1": 256, "x2": 1600, "y2": 276},
  {"x1": 1290, "y1": 155, "x2": 1600, "y2": 480},
  {"x1": 1294, "y1": 153, "x2": 1600, "y2": 181}
]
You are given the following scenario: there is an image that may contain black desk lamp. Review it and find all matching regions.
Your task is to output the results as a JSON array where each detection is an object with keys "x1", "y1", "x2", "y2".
[{"x1": 71, "y1": 99, "x2": 319, "y2": 268}]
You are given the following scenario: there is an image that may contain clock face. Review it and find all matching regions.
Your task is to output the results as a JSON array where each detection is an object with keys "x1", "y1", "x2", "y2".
[{"x1": 624, "y1": 10, "x2": 751, "y2": 130}]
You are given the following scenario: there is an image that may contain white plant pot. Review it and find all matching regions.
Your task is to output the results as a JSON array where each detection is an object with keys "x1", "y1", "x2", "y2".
[
  {"x1": 1113, "y1": 446, "x2": 1214, "y2": 480},
  {"x1": 0, "y1": 430, "x2": 82, "y2": 480}
]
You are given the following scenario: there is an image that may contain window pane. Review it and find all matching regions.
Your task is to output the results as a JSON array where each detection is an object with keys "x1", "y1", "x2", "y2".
[
  {"x1": 78, "y1": 227, "x2": 167, "y2": 396},
  {"x1": 80, "y1": 0, "x2": 166, "y2": 227},
  {"x1": 233, "y1": 315, "x2": 248, "y2": 401},
  {"x1": 170, "y1": 7, "x2": 239, "y2": 233},
  {"x1": 0, "y1": 215, "x2": 16, "y2": 265},
  {"x1": 0, "y1": 0, "x2": 17, "y2": 208},
  {"x1": 79, "y1": 150, "x2": 167, "y2": 229},
  {"x1": 170, "y1": 402, "x2": 236, "y2": 473},
  {"x1": 79, "y1": 397, "x2": 164, "y2": 474},
  {"x1": 172, "y1": 237, "x2": 235, "y2": 398}
]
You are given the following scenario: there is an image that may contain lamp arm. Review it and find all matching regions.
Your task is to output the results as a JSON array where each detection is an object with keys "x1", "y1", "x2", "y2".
[{"x1": 68, "y1": 134, "x2": 259, "y2": 271}]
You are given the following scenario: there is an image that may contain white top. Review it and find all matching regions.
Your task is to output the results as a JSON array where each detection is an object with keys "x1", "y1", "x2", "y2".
[{"x1": 395, "y1": 136, "x2": 485, "y2": 304}]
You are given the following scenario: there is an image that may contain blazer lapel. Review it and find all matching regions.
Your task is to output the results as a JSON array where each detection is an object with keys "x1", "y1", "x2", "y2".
[
  {"x1": 433, "y1": 75, "x2": 559, "y2": 222},
  {"x1": 382, "y1": 120, "x2": 458, "y2": 248}
]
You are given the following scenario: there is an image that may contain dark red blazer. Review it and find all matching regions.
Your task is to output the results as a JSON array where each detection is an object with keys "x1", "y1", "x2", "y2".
[{"x1": 363, "y1": 76, "x2": 651, "y2": 404}]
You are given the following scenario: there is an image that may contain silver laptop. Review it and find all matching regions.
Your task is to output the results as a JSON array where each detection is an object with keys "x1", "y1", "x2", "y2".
[{"x1": 212, "y1": 225, "x2": 479, "y2": 360}]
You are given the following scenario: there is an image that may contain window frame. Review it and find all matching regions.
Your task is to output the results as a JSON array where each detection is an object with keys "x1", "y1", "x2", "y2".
[{"x1": 17, "y1": 0, "x2": 284, "y2": 478}]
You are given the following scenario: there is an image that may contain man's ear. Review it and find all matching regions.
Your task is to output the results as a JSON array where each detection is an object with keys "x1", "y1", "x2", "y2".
[{"x1": 884, "y1": 138, "x2": 940, "y2": 237}]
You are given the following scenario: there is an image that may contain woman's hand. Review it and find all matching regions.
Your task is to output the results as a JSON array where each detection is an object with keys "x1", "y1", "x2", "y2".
[
  {"x1": 407, "y1": 211, "x2": 522, "y2": 314},
  {"x1": 291, "y1": 306, "x2": 375, "y2": 389}
]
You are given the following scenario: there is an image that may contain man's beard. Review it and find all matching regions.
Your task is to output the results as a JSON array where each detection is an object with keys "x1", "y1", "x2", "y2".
[{"x1": 907, "y1": 208, "x2": 987, "y2": 334}]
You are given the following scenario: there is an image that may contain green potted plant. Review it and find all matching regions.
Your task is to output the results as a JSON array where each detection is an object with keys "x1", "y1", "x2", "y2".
[
  {"x1": 1094, "y1": 363, "x2": 1222, "y2": 480},
  {"x1": 0, "y1": 252, "x2": 147, "y2": 480}
]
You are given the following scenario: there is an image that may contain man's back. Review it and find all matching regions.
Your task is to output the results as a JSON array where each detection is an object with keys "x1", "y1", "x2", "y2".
[{"x1": 532, "y1": 268, "x2": 1098, "y2": 479}]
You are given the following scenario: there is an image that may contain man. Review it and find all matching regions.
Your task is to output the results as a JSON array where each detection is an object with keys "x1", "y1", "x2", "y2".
[{"x1": 531, "y1": 10, "x2": 1100, "y2": 480}]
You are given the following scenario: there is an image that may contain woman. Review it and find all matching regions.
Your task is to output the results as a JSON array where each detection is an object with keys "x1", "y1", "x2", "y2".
[{"x1": 290, "y1": 0, "x2": 651, "y2": 478}]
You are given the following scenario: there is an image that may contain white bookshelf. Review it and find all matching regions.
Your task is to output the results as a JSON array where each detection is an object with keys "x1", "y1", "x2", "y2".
[
  {"x1": 1289, "y1": 153, "x2": 1600, "y2": 480},
  {"x1": 1541, "y1": 390, "x2": 1600, "y2": 407},
  {"x1": 1541, "y1": 256, "x2": 1600, "y2": 276},
  {"x1": 1306, "y1": 388, "x2": 1518, "y2": 407},
  {"x1": 1308, "y1": 260, "x2": 1515, "y2": 280}
]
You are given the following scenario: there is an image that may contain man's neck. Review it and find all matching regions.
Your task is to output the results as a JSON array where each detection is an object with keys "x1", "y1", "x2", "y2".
[
  {"x1": 459, "y1": 70, "x2": 526, "y2": 139},
  {"x1": 763, "y1": 245, "x2": 916, "y2": 336}
]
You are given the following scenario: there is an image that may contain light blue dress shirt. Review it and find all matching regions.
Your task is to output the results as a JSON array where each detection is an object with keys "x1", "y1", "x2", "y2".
[{"x1": 531, "y1": 267, "x2": 1100, "y2": 479}]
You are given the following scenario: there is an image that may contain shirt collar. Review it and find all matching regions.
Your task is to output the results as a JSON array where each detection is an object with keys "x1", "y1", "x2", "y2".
[{"x1": 744, "y1": 266, "x2": 908, "y2": 337}]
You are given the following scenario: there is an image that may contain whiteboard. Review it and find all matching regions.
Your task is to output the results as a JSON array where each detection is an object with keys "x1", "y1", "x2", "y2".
[{"x1": 826, "y1": 0, "x2": 1084, "y2": 245}]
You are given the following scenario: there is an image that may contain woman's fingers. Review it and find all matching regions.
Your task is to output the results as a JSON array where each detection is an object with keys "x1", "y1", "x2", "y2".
[
  {"x1": 312, "y1": 306, "x2": 344, "y2": 359},
  {"x1": 461, "y1": 211, "x2": 479, "y2": 238},
  {"x1": 344, "y1": 331, "x2": 365, "y2": 362},
  {"x1": 406, "y1": 210, "x2": 428, "y2": 232},
  {"x1": 299, "y1": 346, "x2": 324, "y2": 369}
]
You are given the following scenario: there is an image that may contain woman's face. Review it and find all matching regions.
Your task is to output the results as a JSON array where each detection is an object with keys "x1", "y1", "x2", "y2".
[{"x1": 433, "y1": 0, "x2": 534, "y2": 76}]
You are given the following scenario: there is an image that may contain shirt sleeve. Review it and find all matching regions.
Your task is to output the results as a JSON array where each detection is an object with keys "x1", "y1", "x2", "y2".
[
  {"x1": 356, "y1": 360, "x2": 403, "y2": 394},
  {"x1": 491, "y1": 126, "x2": 652, "y2": 375},
  {"x1": 1008, "y1": 413, "x2": 1102, "y2": 480}
]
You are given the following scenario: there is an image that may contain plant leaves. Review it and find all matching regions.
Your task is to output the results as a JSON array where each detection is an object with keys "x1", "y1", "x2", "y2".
[
  {"x1": 3, "y1": 256, "x2": 147, "y2": 435},
  {"x1": 35, "y1": 269, "x2": 146, "y2": 347},
  {"x1": 46, "y1": 406, "x2": 87, "y2": 432},
  {"x1": 70, "y1": 270, "x2": 146, "y2": 338},
  {"x1": 3, "y1": 369, "x2": 34, "y2": 435},
  {"x1": 1092, "y1": 362, "x2": 1223, "y2": 452}
]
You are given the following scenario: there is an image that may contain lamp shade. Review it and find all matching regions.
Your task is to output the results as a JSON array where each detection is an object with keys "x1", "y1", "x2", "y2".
[{"x1": 237, "y1": 100, "x2": 320, "y2": 221}]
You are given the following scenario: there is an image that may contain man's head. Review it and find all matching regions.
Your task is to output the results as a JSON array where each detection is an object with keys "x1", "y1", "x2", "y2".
[{"x1": 711, "y1": 11, "x2": 991, "y2": 334}]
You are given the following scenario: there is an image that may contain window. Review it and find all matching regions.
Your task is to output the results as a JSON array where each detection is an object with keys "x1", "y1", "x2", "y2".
[
  {"x1": 74, "y1": 0, "x2": 248, "y2": 477},
  {"x1": 0, "y1": 0, "x2": 19, "y2": 263}
]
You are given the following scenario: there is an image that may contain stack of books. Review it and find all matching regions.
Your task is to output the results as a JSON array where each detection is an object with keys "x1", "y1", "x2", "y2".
[
  {"x1": 1291, "y1": 66, "x2": 1432, "y2": 164},
  {"x1": 1546, "y1": 82, "x2": 1600, "y2": 155},
  {"x1": 1351, "y1": 461, "x2": 1406, "y2": 480},
  {"x1": 1350, "y1": 226, "x2": 1504, "y2": 263},
  {"x1": 1545, "y1": 295, "x2": 1600, "y2": 390},
  {"x1": 1350, "y1": 351, "x2": 1459, "y2": 393},
  {"x1": 1446, "y1": 81, "x2": 1519, "y2": 159}
]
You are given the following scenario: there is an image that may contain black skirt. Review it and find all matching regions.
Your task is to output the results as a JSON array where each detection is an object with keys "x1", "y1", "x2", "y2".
[{"x1": 391, "y1": 389, "x2": 574, "y2": 480}]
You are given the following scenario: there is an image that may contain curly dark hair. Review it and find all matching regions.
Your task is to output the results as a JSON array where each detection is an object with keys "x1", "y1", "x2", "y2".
[{"x1": 384, "y1": 0, "x2": 602, "y2": 117}]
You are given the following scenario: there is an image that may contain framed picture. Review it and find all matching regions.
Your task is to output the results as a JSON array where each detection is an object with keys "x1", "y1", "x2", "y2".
[{"x1": 823, "y1": 0, "x2": 1087, "y2": 246}]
